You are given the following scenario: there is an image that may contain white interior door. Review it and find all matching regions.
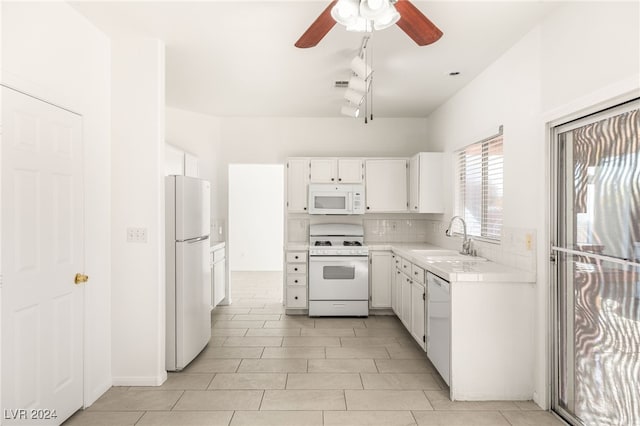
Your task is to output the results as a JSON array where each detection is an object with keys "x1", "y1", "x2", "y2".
[{"x1": 1, "y1": 86, "x2": 84, "y2": 425}]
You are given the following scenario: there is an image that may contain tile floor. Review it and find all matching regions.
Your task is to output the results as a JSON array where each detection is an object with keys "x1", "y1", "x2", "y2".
[{"x1": 65, "y1": 271, "x2": 565, "y2": 426}]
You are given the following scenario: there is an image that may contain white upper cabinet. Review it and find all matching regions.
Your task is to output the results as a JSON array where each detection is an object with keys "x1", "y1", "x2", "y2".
[
  {"x1": 337, "y1": 159, "x2": 363, "y2": 183},
  {"x1": 184, "y1": 152, "x2": 199, "y2": 178},
  {"x1": 165, "y1": 144, "x2": 185, "y2": 176},
  {"x1": 165, "y1": 144, "x2": 199, "y2": 178},
  {"x1": 409, "y1": 152, "x2": 444, "y2": 213},
  {"x1": 287, "y1": 158, "x2": 310, "y2": 213},
  {"x1": 310, "y1": 158, "x2": 363, "y2": 183},
  {"x1": 365, "y1": 159, "x2": 408, "y2": 212}
]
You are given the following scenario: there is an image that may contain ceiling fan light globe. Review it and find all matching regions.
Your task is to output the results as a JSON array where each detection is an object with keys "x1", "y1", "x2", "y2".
[
  {"x1": 350, "y1": 55, "x2": 373, "y2": 79},
  {"x1": 346, "y1": 16, "x2": 372, "y2": 32},
  {"x1": 360, "y1": 0, "x2": 389, "y2": 19},
  {"x1": 344, "y1": 88, "x2": 366, "y2": 105},
  {"x1": 331, "y1": 0, "x2": 359, "y2": 25},
  {"x1": 373, "y1": 6, "x2": 400, "y2": 30},
  {"x1": 348, "y1": 76, "x2": 369, "y2": 93},
  {"x1": 341, "y1": 104, "x2": 360, "y2": 118}
]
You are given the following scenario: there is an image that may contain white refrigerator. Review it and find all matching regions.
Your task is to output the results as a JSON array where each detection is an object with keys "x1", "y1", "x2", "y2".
[{"x1": 165, "y1": 175, "x2": 212, "y2": 371}]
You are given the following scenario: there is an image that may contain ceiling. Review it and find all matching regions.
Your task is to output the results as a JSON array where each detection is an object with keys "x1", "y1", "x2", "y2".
[{"x1": 70, "y1": 1, "x2": 559, "y2": 118}]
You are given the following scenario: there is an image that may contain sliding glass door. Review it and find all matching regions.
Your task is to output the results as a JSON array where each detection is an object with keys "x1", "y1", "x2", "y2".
[{"x1": 551, "y1": 100, "x2": 640, "y2": 426}]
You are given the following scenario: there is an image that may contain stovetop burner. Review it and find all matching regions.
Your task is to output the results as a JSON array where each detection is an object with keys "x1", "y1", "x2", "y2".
[
  {"x1": 343, "y1": 241, "x2": 362, "y2": 247},
  {"x1": 314, "y1": 241, "x2": 332, "y2": 246}
]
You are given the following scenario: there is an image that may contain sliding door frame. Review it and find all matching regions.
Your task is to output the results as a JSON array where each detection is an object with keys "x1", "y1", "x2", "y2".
[{"x1": 549, "y1": 98, "x2": 640, "y2": 426}]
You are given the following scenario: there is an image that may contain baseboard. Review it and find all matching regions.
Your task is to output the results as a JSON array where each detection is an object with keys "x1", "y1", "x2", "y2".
[{"x1": 111, "y1": 372, "x2": 167, "y2": 387}]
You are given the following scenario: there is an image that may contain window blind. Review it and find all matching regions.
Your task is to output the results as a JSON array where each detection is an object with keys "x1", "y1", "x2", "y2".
[{"x1": 455, "y1": 134, "x2": 504, "y2": 241}]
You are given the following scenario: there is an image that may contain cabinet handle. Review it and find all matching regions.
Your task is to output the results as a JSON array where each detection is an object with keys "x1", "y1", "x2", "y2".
[
  {"x1": 331, "y1": 178, "x2": 335, "y2": 181},
  {"x1": 414, "y1": 271, "x2": 418, "y2": 275},
  {"x1": 366, "y1": 206, "x2": 370, "y2": 210},
  {"x1": 403, "y1": 265, "x2": 407, "y2": 268},
  {"x1": 303, "y1": 207, "x2": 307, "y2": 210},
  {"x1": 414, "y1": 206, "x2": 418, "y2": 209},
  {"x1": 294, "y1": 255, "x2": 299, "y2": 259},
  {"x1": 294, "y1": 296, "x2": 299, "y2": 300},
  {"x1": 294, "y1": 279, "x2": 298, "y2": 283},
  {"x1": 294, "y1": 267, "x2": 298, "y2": 271},
  {"x1": 338, "y1": 178, "x2": 342, "y2": 182}
]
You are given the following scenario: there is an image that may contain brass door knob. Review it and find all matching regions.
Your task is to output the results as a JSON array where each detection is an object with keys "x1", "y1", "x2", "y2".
[{"x1": 74, "y1": 273, "x2": 89, "y2": 284}]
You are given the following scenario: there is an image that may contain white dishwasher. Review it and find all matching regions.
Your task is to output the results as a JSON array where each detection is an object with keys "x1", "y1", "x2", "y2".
[{"x1": 427, "y1": 272, "x2": 450, "y2": 386}]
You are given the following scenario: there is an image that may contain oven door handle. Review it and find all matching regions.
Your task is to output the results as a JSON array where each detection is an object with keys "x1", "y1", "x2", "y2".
[{"x1": 309, "y1": 256, "x2": 368, "y2": 262}]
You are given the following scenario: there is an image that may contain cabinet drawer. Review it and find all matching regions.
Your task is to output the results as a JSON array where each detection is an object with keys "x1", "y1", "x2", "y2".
[
  {"x1": 411, "y1": 264, "x2": 425, "y2": 284},
  {"x1": 286, "y1": 263, "x2": 307, "y2": 274},
  {"x1": 286, "y1": 275, "x2": 307, "y2": 286},
  {"x1": 401, "y1": 258, "x2": 412, "y2": 273},
  {"x1": 286, "y1": 251, "x2": 307, "y2": 263},
  {"x1": 287, "y1": 286, "x2": 307, "y2": 308}
]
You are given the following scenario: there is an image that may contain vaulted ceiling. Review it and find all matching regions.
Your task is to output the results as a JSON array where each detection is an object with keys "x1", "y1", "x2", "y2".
[{"x1": 71, "y1": 1, "x2": 559, "y2": 117}]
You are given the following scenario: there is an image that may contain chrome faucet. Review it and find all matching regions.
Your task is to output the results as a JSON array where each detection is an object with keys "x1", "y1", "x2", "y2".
[{"x1": 445, "y1": 216, "x2": 473, "y2": 255}]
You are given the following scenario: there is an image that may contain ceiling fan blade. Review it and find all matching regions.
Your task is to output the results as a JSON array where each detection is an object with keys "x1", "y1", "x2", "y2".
[
  {"x1": 394, "y1": 0, "x2": 443, "y2": 46},
  {"x1": 295, "y1": 0, "x2": 338, "y2": 48}
]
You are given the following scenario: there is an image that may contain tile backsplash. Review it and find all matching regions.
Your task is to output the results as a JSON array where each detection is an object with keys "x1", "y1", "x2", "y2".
[
  {"x1": 286, "y1": 216, "x2": 536, "y2": 273},
  {"x1": 364, "y1": 219, "x2": 429, "y2": 243},
  {"x1": 422, "y1": 220, "x2": 537, "y2": 272}
]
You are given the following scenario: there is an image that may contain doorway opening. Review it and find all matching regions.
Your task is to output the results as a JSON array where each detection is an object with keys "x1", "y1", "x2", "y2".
[{"x1": 228, "y1": 164, "x2": 285, "y2": 305}]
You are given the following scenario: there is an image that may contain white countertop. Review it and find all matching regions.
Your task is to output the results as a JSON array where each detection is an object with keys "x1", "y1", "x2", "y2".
[
  {"x1": 286, "y1": 243, "x2": 309, "y2": 251},
  {"x1": 210, "y1": 241, "x2": 226, "y2": 252},
  {"x1": 374, "y1": 243, "x2": 535, "y2": 283}
]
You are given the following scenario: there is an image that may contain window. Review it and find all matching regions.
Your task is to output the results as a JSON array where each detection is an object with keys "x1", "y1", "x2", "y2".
[{"x1": 455, "y1": 132, "x2": 504, "y2": 241}]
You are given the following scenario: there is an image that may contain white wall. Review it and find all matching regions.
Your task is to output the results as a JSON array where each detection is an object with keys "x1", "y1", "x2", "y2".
[
  {"x1": 424, "y1": 1, "x2": 639, "y2": 408},
  {"x1": 111, "y1": 37, "x2": 167, "y2": 386},
  {"x1": 1, "y1": 1, "x2": 112, "y2": 407},
  {"x1": 165, "y1": 110, "x2": 430, "y2": 241},
  {"x1": 229, "y1": 165, "x2": 284, "y2": 271}
]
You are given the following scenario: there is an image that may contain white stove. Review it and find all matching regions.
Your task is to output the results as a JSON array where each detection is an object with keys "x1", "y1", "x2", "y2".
[
  {"x1": 308, "y1": 224, "x2": 369, "y2": 256},
  {"x1": 308, "y1": 224, "x2": 369, "y2": 317}
]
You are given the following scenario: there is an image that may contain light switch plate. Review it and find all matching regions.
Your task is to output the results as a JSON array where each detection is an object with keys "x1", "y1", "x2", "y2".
[{"x1": 127, "y1": 227, "x2": 148, "y2": 243}]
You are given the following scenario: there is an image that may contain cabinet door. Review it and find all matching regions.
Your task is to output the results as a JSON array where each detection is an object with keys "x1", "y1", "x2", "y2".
[
  {"x1": 392, "y1": 268, "x2": 402, "y2": 315},
  {"x1": 416, "y1": 153, "x2": 444, "y2": 213},
  {"x1": 365, "y1": 159, "x2": 408, "y2": 212},
  {"x1": 337, "y1": 158, "x2": 363, "y2": 183},
  {"x1": 401, "y1": 275, "x2": 412, "y2": 329},
  {"x1": 411, "y1": 281, "x2": 426, "y2": 350},
  {"x1": 213, "y1": 259, "x2": 226, "y2": 306},
  {"x1": 287, "y1": 159, "x2": 310, "y2": 212},
  {"x1": 184, "y1": 152, "x2": 199, "y2": 177},
  {"x1": 409, "y1": 154, "x2": 420, "y2": 212},
  {"x1": 310, "y1": 158, "x2": 337, "y2": 183},
  {"x1": 370, "y1": 251, "x2": 392, "y2": 308},
  {"x1": 165, "y1": 144, "x2": 185, "y2": 176}
]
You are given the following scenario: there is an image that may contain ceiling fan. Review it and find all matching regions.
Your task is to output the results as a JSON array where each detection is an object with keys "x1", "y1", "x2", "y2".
[{"x1": 295, "y1": 0, "x2": 443, "y2": 48}]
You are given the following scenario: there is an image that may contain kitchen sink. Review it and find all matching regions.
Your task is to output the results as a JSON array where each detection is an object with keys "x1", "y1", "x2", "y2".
[
  {"x1": 410, "y1": 249, "x2": 488, "y2": 262},
  {"x1": 410, "y1": 249, "x2": 459, "y2": 256}
]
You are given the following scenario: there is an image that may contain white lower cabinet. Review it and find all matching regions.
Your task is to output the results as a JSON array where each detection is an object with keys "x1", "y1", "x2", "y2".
[
  {"x1": 285, "y1": 250, "x2": 308, "y2": 310},
  {"x1": 392, "y1": 255, "x2": 427, "y2": 351},
  {"x1": 369, "y1": 251, "x2": 392, "y2": 308},
  {"x1": 400, "y1": 273, "x2": 412, "y2": 329},
  {"x1": 211, "y1": 245, "x2": 226, "y2": 308},
  {"x1": 411, "y1": 280, "x2": 426, "y2": 351}
]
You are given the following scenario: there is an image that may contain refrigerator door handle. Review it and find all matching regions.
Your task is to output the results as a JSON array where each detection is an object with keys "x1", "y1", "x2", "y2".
[{"x1": 180, "y1": 235, "x2": 210, "y2": 244}]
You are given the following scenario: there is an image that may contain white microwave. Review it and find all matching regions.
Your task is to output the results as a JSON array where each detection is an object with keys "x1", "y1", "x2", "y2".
[{"x1": 308, "y1": 184, "x2": 365, "y2": 215}]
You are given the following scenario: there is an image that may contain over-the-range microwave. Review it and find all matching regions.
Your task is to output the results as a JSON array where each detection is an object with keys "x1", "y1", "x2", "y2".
[{"x1": 308, "y1": 183, "x2": 365, "y2": 215}]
